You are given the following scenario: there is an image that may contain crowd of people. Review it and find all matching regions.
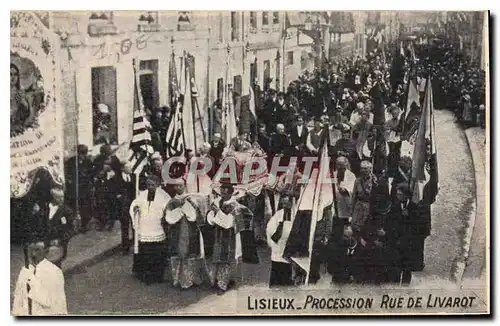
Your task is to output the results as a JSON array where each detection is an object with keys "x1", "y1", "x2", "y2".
[{"x1": 15, "y1": 36, "x2": 486, "y2": 308}]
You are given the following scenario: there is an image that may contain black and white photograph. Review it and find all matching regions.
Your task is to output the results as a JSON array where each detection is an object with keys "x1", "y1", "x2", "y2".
[{"x1": 9, "y1": 9, "x2": 489, "y2": 316}]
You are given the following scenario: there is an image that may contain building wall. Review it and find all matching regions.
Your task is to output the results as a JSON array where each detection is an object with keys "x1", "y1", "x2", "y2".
[{"x1": 51, "y1": 11, "x2": 312, "y2": 156}]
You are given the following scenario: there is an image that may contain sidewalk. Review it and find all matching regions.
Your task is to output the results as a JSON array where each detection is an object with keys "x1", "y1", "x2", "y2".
[
  {"x1": 10, "y1": 223, "x2": 122, "y2": 295},
  {"x1": 462, "y1": 127, "x2": 487, "y2": 280}
]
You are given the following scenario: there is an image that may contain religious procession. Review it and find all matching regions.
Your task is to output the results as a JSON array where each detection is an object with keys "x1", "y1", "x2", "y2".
[{"x1": 10, "y1": 10, "x2": 488, "y2": 315}]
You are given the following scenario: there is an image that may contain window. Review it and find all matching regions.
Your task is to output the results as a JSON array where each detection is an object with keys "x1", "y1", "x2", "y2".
[
  {"x1": 88, "y1": 11, "x2": 117, "y2": 36},
  {"x1": 273, "y1": 12, "x2": 280, "y2": 24},
  {"x1": 178, "y1": 11, "x2": 194, "y2": 31},
  {"x1": 231, "y1": 12, "x2": 239, "y2": 41},
  {"x1": 91, "y1": 66, "x2": 118, "y2": 146},
  {"x1": 138, "y1": 60, "x2": 159, "y2": 112},
  {"x1": 233, "y1": 75, "x2": 242, "y2": 96},
  {"x1": 139, "y1": 11, "x2": 158, "y2": 24},
  {"x1": 178, "y1": 11, "x2": 190, "y2": 23},
  {"x1": 138, "y1": 11, "x2": 160, "y2": 32},
  {"x1": 250, "y1": 12, "x2": 257, "y2": 30},
  {"x1": 262, "y1": 12, "x2": 269, "y2": 25},
  {"x1": 287, "y1": 51, "x2": 294, "y2": 65},
  {"x1": 89, "y1": 11, "x2": 113, "y2": 21}
]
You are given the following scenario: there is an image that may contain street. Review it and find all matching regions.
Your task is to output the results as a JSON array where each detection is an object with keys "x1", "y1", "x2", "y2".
[{"x1": 64, "y1": 109, "x2": 481, "y2": 315}]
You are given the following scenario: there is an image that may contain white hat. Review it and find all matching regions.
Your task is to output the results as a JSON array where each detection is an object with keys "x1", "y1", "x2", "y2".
[
  {"x1": 97, "y1": 103, "x2": 109, "y2": 114},
  {"x1": 151, "y1": 152, "x2": 162, "y2": 161}
]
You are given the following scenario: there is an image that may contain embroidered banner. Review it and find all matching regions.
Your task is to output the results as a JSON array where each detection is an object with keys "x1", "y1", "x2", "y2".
[{"x1": 10, "y1": 11, "x2": 64, "y2": 198}]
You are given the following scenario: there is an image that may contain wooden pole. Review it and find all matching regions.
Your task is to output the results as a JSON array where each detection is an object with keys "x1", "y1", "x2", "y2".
[{"x1": 23, "y1": 244, "x2": 32, "y2": 315}]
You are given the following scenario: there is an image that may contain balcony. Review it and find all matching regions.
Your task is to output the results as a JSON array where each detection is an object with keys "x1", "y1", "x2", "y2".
[
  {"x1": 249, "y1": 26, "x2": 258, "y2": 34},
  {"x1": 272, "y1": 24, "x2": 281, "y2": 33},
  {"x1": 87, "y1": 19, "x2": 118, "y2": 37},
  {"x1": 138, "y1": 23, "x2": 161, "y2": 33},
  {"x1": 88, "y1": 12, "x2": 117, "y2": 37}
]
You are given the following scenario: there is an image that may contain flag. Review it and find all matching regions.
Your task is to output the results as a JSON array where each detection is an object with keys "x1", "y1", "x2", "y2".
[
  {"x1": 128, "y1": 60, "x2": 154, "y2": 175},
  {"x1": 182, "y1": 55, "x2": 196, "y2": 152},
  {"x1": 165, "y1": 53, "x2": 185, "y2": 158},
  {"x1": 248, "y1": 85, "x2": 257, "y2": 120},
  {"x1": 401, "y1": 79, "x2": 421, "y2": 142},
  {"x1": 411, "y1": 77, "x2": 439, "y2": 204},
  {"x1": 185, "y1": 53, "x2": 206, "y2": 149},
  {"x1": 284, "y1": 135, "x2": 334, "y2": 285},
  {"x1": 223, "y1": 50, "x2": 238, "y2": 148}
]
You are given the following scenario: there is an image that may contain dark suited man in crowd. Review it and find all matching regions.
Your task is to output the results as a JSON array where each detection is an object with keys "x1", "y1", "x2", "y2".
[
  {"x1": 30, "y1": 188, "x2": 79, "y2": 268},
  {"x1": 257, "y1": 123, "x2": 271, "y2": 153},
  {"x1": 270, "y1": 123, "x2": 292, "y2": 171},
  {"x1": 65, "y1": 144, "x2": 94, "y2": 233},
  {"x1": 109, "y1": 162, "x2": 135, "y2": 254},
  {"x1": 390, "y1": 183, "x2": 429, "y2": 286},
  {"x1": 289, "y1": 115, "x2": 308, "y2": 158},
  {"x1": 209, "y1": 132, "x2": 225, "y2": 171}
]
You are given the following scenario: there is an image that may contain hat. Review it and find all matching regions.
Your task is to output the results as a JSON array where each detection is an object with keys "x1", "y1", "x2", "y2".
[
  {"x1": 151, "y1": 152, "x2": 162, "y2": 161},
  {"x1": 340, "y1": 123, "x2": 351, "y2": 132},
  {"x1": 97, "y1": 103, "x2": 109, "y2": 114}
]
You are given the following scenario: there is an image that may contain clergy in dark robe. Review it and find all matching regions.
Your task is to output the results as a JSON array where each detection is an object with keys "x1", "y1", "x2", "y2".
[
  {"x1": 129, "y1": 175, "x2": 169, "y2": 285},
  {"x1": 266, "y1": 196, "x2": 294, "y2": 287},
  {"x1": 164, "y1": 182, "x2": 208, "y2": 289},
  {"x1": 270, "y1": 124, "x2": 292, "y2": 170},
  {"x1": 207, "y1": 183, "x2": 258, "y2": 294}
]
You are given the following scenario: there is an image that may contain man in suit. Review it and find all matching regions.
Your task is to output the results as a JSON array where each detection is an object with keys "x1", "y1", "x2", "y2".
[
  {"x1": 229, "y1": 132, "x2": 252, "y2": 152},
  {"x1": 209, "y1": 132, "x2": 226, "y2": 170},
  {"x1": 289, "y1": 115, "x2": 308, "y2": 158},
  {"x1": 65, "y1": 144, "x2": 93, "y2": 233},
  {"x1": 30, "y1": 188, "x2": 78, "y2": 268},
  {"x1": 270, "y1": 124, "x2": 292, "y2": 166}
]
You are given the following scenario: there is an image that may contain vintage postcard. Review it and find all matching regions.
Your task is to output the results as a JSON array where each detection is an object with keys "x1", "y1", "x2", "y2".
[{"x1": 10, "y1": 10, "x2": 489, "y2": 316}]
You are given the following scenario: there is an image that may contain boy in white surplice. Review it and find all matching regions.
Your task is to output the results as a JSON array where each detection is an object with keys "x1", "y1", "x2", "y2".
[
  {"x1": 12, "y1": 241, "x2": 67, "y2": 316},
  {"x1": 129, "y1": 175, "x2": 169, "y2": 285}
]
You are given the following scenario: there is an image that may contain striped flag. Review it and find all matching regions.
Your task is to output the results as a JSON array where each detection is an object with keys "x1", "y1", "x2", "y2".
[
  {"x1": 165, "y1": 53, "x2": 185, "y2": 158},
  {"x1": 128, "y1": 59, "x2": 154, "y2": 175},
  {"x1": 411, "y1": 77, "x2": 439, "y2": 204},
  {"x1": 182, "y1": 58, "x2": 196, "y2": 152},
  {"x1": 186, "y1": 54, "x2": 206, "y2": 147}
]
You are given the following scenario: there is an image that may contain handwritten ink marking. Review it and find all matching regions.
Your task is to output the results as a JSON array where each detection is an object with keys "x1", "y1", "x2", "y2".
[{"x1": 120, "y1": 38, "x2": 132, "y2": 55}]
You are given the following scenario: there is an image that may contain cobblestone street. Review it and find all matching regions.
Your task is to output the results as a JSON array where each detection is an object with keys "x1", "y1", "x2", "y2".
[{"x1": 62, "y1": 109, "x2": 483, "y2": 315}]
